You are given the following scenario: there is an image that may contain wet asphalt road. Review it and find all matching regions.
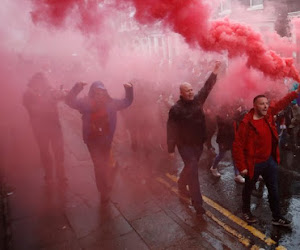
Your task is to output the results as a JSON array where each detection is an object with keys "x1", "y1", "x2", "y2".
[
  {"x1": 127, "y1": 138, "x2": 300, "y2": 250},
  {"x1": 3, "y1": 122, "x2": 300, "y2": 249},
  {"x1": 167, "y1": 145, "x2": 300, "y2": 249}
]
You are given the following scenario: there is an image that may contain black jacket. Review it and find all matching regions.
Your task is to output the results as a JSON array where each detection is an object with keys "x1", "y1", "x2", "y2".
[
  {"x1": 23, "y1": 88, "x2": 61, "y2": 131},
  {"x1": 216, "y1": 115, "x2": 235, "y2": 149},
  {"x1": 167, "y1": 73, "x2": 217, "y2": 153}
]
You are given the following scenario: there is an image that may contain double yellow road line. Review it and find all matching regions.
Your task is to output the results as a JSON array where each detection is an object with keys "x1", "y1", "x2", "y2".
[{"x1": 156, "y1": 173, "x2": 286, "y2": 250}]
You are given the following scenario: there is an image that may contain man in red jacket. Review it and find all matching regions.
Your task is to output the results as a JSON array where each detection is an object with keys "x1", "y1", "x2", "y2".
[{"x1": 233, "y1": 87, "x2": 300, "y2": 226}]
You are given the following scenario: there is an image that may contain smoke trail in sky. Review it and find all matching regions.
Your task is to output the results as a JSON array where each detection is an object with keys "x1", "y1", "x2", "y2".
[
  {"x1": 31, "y1": 0, "x2": 104, "y2": 33},
  {"x1": 30, "y1": 0, "x2": 300, "y2": 82}
]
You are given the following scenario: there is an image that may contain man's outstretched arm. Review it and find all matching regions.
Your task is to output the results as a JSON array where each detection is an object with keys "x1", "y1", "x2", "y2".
[
  {"x1": 196, "y1": 61, "x2": 221, "y2": 106},
  {"x1": 65, "y1": 82, "x2": 87, "y2": 110},
  {"x1": 113, "y1": 83, "x2": 134, "y2": 111}
]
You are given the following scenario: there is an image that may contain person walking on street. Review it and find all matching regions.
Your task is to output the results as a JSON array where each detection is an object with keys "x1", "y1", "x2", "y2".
[
  {"x1": 65, "y1": 81, "x2": 133, "y2": 204},
  {"x1": 210, "y1": 105, "x2": 245, "y2": 184},
  {"x1": 167, "y1": 61, "x2": 221, "y2": 216},
  {"x1": 233, "y1": 87, "x2": 300, "y2": 226},
  {"x1": 23, "y1": 72, "x2": 67, "y2": 185}
]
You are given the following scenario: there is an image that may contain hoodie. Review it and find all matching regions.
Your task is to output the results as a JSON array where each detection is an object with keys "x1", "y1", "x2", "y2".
[{"x1": 66, "y1": 81, "x2": 133, "y2": 144}]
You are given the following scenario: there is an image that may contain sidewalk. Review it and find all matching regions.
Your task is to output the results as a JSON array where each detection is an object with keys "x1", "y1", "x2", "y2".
[
  {"x1": 4, "y1": 110, "x2": 219, "y2": 250},
  {"x1": 0, "y1": 180, "x2": 12, "y2": 250},
  {"x1": 5, "y1": 116, "x2": 300, "y2": 250},
  {"x1": 0, "y1": 183, "x2": 6, "y2": 250},
  {"x1": 5, "y1": 151, "x2": 218, "y2": 250},
  {"x1": 5, "y1": 136, "x2": 300, "y2": 250}
]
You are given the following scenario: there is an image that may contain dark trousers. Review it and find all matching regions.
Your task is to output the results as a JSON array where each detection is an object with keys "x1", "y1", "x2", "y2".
[
  {"x1": 33, "y1": 125, "x2": 65, "y2": 181},
  {"x1": 86, "y1": 138, "x2": 112, "y2": 199},
  {"x1": 212, "y1": 144, "x2": 240, "y2": 176},
  {"x1": 242, "y1": 156, "x2": 281, "y2": 219},
  {"x1": 177, "y1": 144, "x2": 203, "y2": 209}
]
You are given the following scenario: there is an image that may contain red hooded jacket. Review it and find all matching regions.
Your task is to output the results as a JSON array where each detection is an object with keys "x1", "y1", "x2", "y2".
[{"x1": 232, "y1": 91, "x2": 299, "y2": 179}]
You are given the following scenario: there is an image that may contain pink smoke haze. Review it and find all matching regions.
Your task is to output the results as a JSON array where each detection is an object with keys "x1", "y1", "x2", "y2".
[
  {"x1": 264, "y1": 32, "x2": 295, "y2": 58},
  {"x1": 202, "y1": 20, "x2": 300, "y2": 82},
  {"x1": 292, "y1": 18, "x2": 300, "y2": 43},
  {"x1": 131, "y1": 0, "x2": 211, "y2": 43},
  {"x1": 31, "y1": 0, "x2": 104, "y2": 33},
  {"x1": 1, "y1": 1, "x2": 300, "y2": 237},
  {"x1": 130, "y1": 0, "x2": 300, "y2": 82},
  {"x1": 0, "y1": 0, "x2": 198, "y2": 188},
  {"x1": 30, "y1": 0, "x2": 300, "y2": 83},
  {"x1": 209, "y1": 58, "x2": 288, "y2": 109}
]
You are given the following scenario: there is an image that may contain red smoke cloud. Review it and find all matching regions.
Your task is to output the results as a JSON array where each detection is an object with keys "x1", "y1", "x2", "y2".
[
  {"x1": 130, "y1": 0, "x2": 210, "y2": 42},
  {"x1": 30, "y1": 0, "x2": 300, "y2": 82},
  {"x1": 203, "y1": 19, "x2": 300, "y2": 82},
  {"x1": 31, "y1": 0, "x2": 103, "y2": 33},
  {"x1": 264, "y1": 32, "x2": 295, "y2": 58},
  {"x1": 210, "y1": 58, "x2": 288, "y2": 108}
]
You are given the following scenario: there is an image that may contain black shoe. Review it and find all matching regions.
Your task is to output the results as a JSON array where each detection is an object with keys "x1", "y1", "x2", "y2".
[
  {"x1": 272, "y1": 217, "x2": 291, "y2": 227},
  {"x1": 243, "y1": 212, "x2": 257, "y2": 224}
]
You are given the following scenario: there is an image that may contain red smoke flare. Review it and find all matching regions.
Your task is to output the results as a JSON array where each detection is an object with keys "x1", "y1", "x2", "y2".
[
  {"x1": 31, "y1": 0, "x2": 102, "y2": 33},
  {"x1": 202, "y1": 19, "x2": 300, "y2": 82},
  {"x1": 30, "y1": 0, "x2": 300, "y2": 82}
]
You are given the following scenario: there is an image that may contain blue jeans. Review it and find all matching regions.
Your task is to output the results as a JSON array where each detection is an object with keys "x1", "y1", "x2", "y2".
[
  {"x1": 177, "y1": 144, "x2": 203, "y2": 209},
  {"x1": 212, "y1": 144, "x2": 240, "y2": 176},
  {"x1": 242, "y1": 156, "x2": 281, "y2": 219}
]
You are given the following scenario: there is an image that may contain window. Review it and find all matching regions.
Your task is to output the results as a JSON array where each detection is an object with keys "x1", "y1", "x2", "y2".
[
  {"x1": 251, "y1": 0, "x2": 263, "y2": 6},
  {"x1": 296, "y1": 37, "x2": 300, "y2": 65},
  {"x1": 221, "y1": 0, "x2": 231, "y2": 11},
  {"x1": 289, "y1": 13, "x2": 300, "y2": 65},
  {"x1": 219, "y1": 0, "x2": 231, "y2": 15},
  {"x1": 157, "y1": 37, "x2": 163, "y2": 47},
  {"x1": 248, "y1": 0, "x2": 263, "y2": 10}
]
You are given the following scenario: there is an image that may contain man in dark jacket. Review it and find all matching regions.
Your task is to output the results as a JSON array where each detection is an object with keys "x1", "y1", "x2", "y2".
[
  {"x1": 167, "y1": 61, "x2": 221, "y2": 215},
  {"x1": 65, "y1": 81, "x2": 133, "y2": 204},
  {"x1": 23, "y1": 72, "x2": 67, "y2": 184},
  {"x1": 233, "y1": 88, "x2": 300, "y2": 226}
]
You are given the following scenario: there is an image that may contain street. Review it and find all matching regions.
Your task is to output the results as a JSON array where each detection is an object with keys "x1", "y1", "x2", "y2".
[{"x1": 3, "y1": 121, "x2": 300, "y2": 250}]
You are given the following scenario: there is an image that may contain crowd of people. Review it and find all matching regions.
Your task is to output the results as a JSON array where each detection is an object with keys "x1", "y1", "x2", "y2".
[{"x1": 21, "y1": 60, "x2": 300, "y2": 228}]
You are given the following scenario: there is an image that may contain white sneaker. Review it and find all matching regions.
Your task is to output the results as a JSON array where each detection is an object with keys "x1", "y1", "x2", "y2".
[
  {"x1": 210, "y1": 167, "x2": 221, "y2": 177},
  {"x1": 234, "y1": 174, "x2": 245, "y2": 184}
]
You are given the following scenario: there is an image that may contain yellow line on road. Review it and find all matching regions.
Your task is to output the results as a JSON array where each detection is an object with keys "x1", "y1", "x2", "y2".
[
  {"x1": 156, "y1": 177, "x2": 256, "y2": 249},
  {"x1": 205, "y1": 210, "x2": 252, "y2": 248},
  {"x1": 164, "y1": 173, "x2": 286, "y2": 248},
  {"x1": 275, "y1": 247, "x2": 288, "y2": 250}
]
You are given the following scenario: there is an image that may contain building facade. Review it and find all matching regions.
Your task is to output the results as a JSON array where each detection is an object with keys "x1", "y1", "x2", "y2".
[
  {"x1": 112, "y1": 1, "x2": 300, "y2": 68},
  {"x1": 218, "y1": 0, "x2": 300, "y2": 65}
]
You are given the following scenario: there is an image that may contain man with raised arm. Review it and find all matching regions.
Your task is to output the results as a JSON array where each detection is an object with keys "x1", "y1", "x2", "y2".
[
  {"x1": 65, "y1": 81, "x2": 133, "y2": 204},
  {"x1": 167, "y1": 61, "x2": 221, "y2": 216},
  {"x1": 233, "y1": 87, "x2": 300, "y2": 226}
]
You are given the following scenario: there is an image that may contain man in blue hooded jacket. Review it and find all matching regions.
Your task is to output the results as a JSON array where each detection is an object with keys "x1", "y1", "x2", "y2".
[{"x1": 66, "y1": 81, "x2": 133, "y2": 203}]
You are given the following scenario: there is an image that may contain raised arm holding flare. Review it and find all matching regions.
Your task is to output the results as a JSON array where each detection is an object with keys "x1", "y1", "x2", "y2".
[{"x1": 232, "y1": 85, "x2": 300, "y2": 226}]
